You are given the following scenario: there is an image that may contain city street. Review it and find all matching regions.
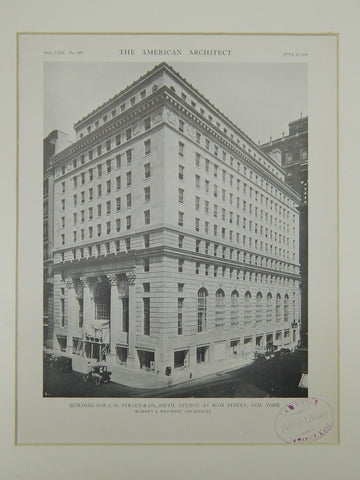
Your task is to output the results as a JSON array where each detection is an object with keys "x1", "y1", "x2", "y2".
[{"x1": 44, "y1": 349, "x2": 307, "y2": 398}]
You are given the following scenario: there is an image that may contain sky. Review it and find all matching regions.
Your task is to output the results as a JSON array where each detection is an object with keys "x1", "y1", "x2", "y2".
[{"x1": 44, "y1": 61, "x2": 307, "y2": 145}]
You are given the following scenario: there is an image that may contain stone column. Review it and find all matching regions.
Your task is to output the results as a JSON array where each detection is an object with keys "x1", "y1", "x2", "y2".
[
  {"x1": 65, "y1": 279, "x2": 78, "y2": 354},
  {"x1": 126, "y1": 271, "x2": 137, "y2": 368},
  {"x1": 80, "y1": 277, "x2": 92, "y2": 336},
  {"x1": 107, "y1": 274, "x2": 121, "y2": 362}
]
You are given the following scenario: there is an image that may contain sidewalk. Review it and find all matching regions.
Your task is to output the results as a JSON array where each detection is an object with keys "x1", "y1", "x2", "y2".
[{"x1": 108, "y1": 355, "x2": 254, "y2": 389}]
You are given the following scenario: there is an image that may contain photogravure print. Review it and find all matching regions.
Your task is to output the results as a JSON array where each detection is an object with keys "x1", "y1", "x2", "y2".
[{"x1": 17, "y1": 33, "x2": 338, "y2": 444}]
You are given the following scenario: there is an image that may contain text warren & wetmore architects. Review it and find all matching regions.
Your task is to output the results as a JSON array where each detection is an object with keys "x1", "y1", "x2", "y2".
[{"x1": 43, "y1": 62, "x2": 302, "y2": 389}]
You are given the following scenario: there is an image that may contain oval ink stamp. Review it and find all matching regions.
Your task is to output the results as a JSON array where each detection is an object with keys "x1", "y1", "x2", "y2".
[{"x1": 275, "y1": 397, "x2": 334, "y2": 444}]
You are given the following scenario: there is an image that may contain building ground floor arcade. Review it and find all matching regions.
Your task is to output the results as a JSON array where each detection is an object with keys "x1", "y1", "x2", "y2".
[{"x1": 51, "y1": 252, "x2": 301, "y2": 385}]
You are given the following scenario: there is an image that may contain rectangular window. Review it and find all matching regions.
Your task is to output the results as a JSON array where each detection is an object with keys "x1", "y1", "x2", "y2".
[
  {"x1": 88, "y1": 226, "x2": 93, "y2": 238},
  {"x1": 106, "y1": 159, "x2": 111, "y2": 173},
  {"x1": 116, "y1": 218, "x2": 121, "y2": 232},
  {"x1": 196, "y1": 132, "x2": 201, "y2": 144},
  {"x1": 80, "y1": 154, "x2": 85, "y2": 164},
  {"x1": 106, "y1": 180, "x2": 111, "y2": 193},
  {"x1": 178, "y1": 211, "x2": 184, "y2": 227},
  {"x1": 196, "y1": 239, "x2": 201, "y2": 253},
  {"x1": 73, "y1": 212, "x2": 77, "y2": 224},
  {"x1": 97, "y1": 145, "x2": 102, "y2": 156},
  {"x1": 116, "y1": 197, "x2": 121, "y2": 211},
  {"x1": 144, "y1": 210, "x2": 150, "y2": 225},
  {"x1": 116, "y1": 175, "x2": 121, "y2": 190},
  {"x1": 88, "y1": 207, "x2": 93, "y2": 220},
  {"x1": 144, "y1": 186, "x2": 150, "y2": 202},
  {"x1": 80, "y1": 210, "x2": 85, "y2": 223},
  {"x1": 144, "y1": 117, "x2": 151, "y2": 130},
  {"x1": 106, "y1": 201, "x2": 111, "y2": 214},
  {"x1": 116, "y1": 154, "x2": 121, "y2": 168},
  {"x1": 205, "y1": 221, "x2": 209, "y2": 234},
  {"x1": 106, "y1": 221, "x2": 111, "y2": 234},
  {"x1": 179, "y1": 235, "x2": 184, "y2": 248},
  {"x1": 126, "y1": 193, "x2": 131, "y2": 208},
  {"x1": 115, "y1": 240, "x2": 120, "y2": 252},
  {"x1": 178, "y1": 141, "x2": 184, "y2": 156},
  {"x1": 144, "y1": 233, "x2": 150, "y2": 248},
  {"x1": 205, "y1": 180, "x2": 209, "y2": 193},
  {"x1": 73, "y1": 177, "x2": 77, "y2": 189},
  {"x1": 143, "y1": 298, "x2": 150, "y2": 336},
  {"x1": 126, "y1": 216, "x2": 131, "y2": 230},
  {"x1": 97, "y1": 164, "x2": 102, "y2": 177},
  {"x1": 89, "y1": 187, "x2": 93, "y2": 200},
  {"x1": 81, "y1": 191, "x2": 85, "y2": 203},
  {"x1": 116, "y1": 134, "x2": 121, "y2": 146},
  {"x1": 195, "y1": 174, "x2": 200, "y2": 188},
  {"x1": 140, "y1": 89, "x2": 146, "y2": 99},
  {"x1": 178, "y1": 188, "x2": 184, "y2": 203},
  {"x1": 195, "y1": 196, "x2": 200, "y2": 210},
  {"x1": 178, "y1": 298, "x2": 184, "y2": 335},
  {"x1": 106, "y1": 140, "x2": 111, "y2": 151},
  {"x1": 195, "y1": 152, "x2": 201, "y2": 167},
  {"x1": 178, "y1": 260, "x2": 184, "y2": 273},
  {"x1": 88, "y1": 150, "x2": 93, "y2": 161},
  {"x1": 126, "y1": 171, "x2": 132, "y2": 186},
  {"x1": 144, "y1": 162, "x2": 151, "y2": 178},
  {"x1": 178, "y1": 119, "x2": 184, "y2": 132},
  {"x1": 205, "y1": 200, "x2": 209, "y2": 215},
  {"x1": 178, "y1": 165, "x2": 184, "y2": 180},
  {"x1": 97, "y1": 184, "x2": 102, "y2": 197},
  {"x1": 126, "y1": 149, "x2": 132, "y2": 164},
  {"x1": 144, "y1": 260, "x2": 149, "y2": 272},
  {"x1": 144, "y1": 139, "x2": 151, "y2": 155},
  {"x1": 97, "y1": 224, "x2": 101, "y2": 237},
  {"x1": 97, "y1": 204, "x2": 101, "y2": 217},
  {"x1": 195, "y1": 218, "x2": 200, "y2": 232},
  {"x1": 88, "y1": 168, "x2": 93, "y2": 181},
  {"x1": 126, "y1": 128, "x2": 132, "y2": 140}
]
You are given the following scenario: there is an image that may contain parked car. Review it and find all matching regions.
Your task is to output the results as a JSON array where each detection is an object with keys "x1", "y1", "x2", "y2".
[
  {"x1": 50, "y1": 355, "x2": 72, "y2": 373},
  {"x1": 82, "y1": 365, "x2": 111, "y2": 386}
]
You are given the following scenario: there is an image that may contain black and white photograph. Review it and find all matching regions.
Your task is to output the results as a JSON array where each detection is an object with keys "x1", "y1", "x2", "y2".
[
  {"x1": 15, "y1": 32, "x2": 338, "y2": 446},
  {"x1": 43, "y1": 60, "x2": 308, "y2": 399}
]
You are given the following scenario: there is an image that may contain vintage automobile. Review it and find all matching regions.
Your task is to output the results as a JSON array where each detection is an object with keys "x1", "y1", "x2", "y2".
[
  {"x1": 82, "y1": 364, "x2": 111, "y2": 386},
  {"x1": 47, "y1": 355, "x2": 72, "y2": 372}
]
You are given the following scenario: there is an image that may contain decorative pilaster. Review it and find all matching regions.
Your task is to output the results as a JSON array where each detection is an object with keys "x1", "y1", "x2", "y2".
[
  {"x1": 107, "y1": 274, "x2": 121, "y2": 360},
  {"x1": 80, "y1": 277, "x2": 92, "y2": 335},
  {"x1": 65, "y1": 279, "x2": 77, "y2": 354},
  {"x1": 126, "y1": 271, "x2": 137, "y2": 367}
]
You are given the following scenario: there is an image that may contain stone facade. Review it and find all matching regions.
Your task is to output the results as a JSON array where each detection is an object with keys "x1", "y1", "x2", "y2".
[
  {"x1": 261, "y1": 117, "x2": 308, "y2": 347},
  {"x1": 44, "y1": 63, "x2": 302, "y2": 383}
]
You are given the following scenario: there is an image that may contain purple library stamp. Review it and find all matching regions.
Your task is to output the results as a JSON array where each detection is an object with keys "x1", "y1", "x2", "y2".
[{"x1": 275, "y1": 397, "x2": 334, "y2": 444}]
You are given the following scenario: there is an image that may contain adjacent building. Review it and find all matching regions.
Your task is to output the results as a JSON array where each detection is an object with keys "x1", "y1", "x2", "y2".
[
  {"x1": 261, "y1": 116, "x2": 308, "y2": 347},
  {"x1": 43, "y1": 62, "x2": 302, "y2": 383}
]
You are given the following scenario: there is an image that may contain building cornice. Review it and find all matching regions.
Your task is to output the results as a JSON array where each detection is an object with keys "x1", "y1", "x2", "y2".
[{"x1": 52, "y1": 244, "x2": 300, "y2": 282}]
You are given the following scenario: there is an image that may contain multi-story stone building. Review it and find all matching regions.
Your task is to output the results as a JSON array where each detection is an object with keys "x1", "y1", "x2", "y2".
[
  {"x1": 261, "y1": 117, "x2": 308, "y2": 347},
  {"x1": 44, "y1": 62, "x2": 302, "y2": 383}
]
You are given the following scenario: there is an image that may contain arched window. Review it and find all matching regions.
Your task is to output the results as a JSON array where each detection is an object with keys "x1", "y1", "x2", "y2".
[
  {"x1": 276, "y1": 293, "x2": 281, "y2": 322},
  {"x1": 215, "y1": 289, "x2": 225, "y2": 326},
  {"x1": 284, "y1": 294, "x2": 289, "y2": 322},
  {"x1": 197, "y1": 288, "x2": 208, "y2": 332},
  {"x1": 256, "y1": 292, "x2": 263, "y2": 322},
  {"x1": 231, "y1": 290, "x2": 239, "y2": 325},
  {"x1": 244, "y1": 291, "x2": 252, "y2": 323},
  {"x1": 266, "y1": 292, "x2": 272, "y2": 321}
]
